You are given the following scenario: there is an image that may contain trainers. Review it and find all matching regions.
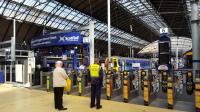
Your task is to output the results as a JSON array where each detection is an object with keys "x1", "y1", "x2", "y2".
[{"x1": 96, "y1": 105, "x2": 102, "y2": 109}]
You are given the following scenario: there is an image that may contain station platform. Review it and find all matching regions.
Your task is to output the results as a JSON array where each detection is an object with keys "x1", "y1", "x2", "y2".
[{"x1": 0, "y1": 85, "x2": 183, "y2": 112}]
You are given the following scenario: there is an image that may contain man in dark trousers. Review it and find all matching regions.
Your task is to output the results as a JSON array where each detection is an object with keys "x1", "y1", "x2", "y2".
[
  {"x1": 89, "y1": 58, "x2": 103, "y2": 109},
  {"x1": 53, "y1": 61, "x2": 68, "y2": 111}
]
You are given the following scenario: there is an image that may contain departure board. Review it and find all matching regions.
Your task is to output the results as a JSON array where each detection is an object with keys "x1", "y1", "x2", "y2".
[
  {"x1": 159, "y1": 54, "x2": 169, "y2": 65},
  {"x1": 159, "y1": 43, "x2": 169, "y2": 53}
]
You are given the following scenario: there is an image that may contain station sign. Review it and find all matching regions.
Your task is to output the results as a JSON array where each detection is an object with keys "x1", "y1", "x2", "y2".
[
  {"x1": 83, "y1": 37, "x2": 90, "y2": 43},
  {"x1": 160, "y1": 28, "x2": 169, "y2": 34},
  {"x1": 31, "y1": 32, "x2": 83, "y2": 48}
]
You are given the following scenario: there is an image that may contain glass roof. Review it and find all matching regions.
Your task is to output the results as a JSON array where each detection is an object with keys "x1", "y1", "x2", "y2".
[
  {"x1": 186, "y1": 0, "x2": 200, "y2": 16},
  {"x1": 138, "y1": 37, "x2": 192, "y2": 54},
  {"x1": 0, "y1": 0, "x2": 149, "y2": 49},
  {"x1": 115, "y1": 0, "x2": 173, "y2": 34}
]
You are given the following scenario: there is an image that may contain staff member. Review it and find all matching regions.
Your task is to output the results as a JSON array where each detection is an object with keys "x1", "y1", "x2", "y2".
[
  {"x1": 53, "y1": 61, "x2": 68, "y2": 111},
  {"x1": 89, "y1": 58, "x2": 103, "y2": 109}
]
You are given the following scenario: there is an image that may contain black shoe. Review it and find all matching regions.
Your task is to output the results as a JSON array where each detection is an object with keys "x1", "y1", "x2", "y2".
[
  {"x1": 90, "y1": 104, "x2": 96, "y2": 108},
  {"x1": 58, "y1": 107, "x2": 67, "y2": 111},
  {"x1": 96, "y1": 105, "x2": 102, "y2": 109}
]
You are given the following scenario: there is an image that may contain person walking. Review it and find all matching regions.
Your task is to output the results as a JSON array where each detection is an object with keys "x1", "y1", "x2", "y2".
[
  {"x1": 89, "y1": 58, "x2": 103, "y2": 109},
  {"x1": 53, "y1": 61, "x2": 68, "y2": 111}
]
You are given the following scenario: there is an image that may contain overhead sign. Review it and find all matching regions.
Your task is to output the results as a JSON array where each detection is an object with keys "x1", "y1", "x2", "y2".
[
  {"x1": 160, "y1": 28, "x2": 169, "y2": 34},
  {"x1": 83, "y1": 37, "x2": 90, "y2": 43},
  {"x1": 31, "y1": 32, "x2": 83, "y2": 48}
]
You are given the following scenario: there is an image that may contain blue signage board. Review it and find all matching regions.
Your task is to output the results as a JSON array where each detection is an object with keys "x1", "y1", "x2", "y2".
[{"x1": 31, "y1": 32, "x2": 83, "y2": 48}]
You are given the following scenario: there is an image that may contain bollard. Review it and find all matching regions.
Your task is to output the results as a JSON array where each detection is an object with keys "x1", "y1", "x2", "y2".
[
  {"x1": 167, "y1": 77, "x2": 174, "y2": 109},
  {"x1": 123, "y1": 71, "x2": 129, "y2": 103}
]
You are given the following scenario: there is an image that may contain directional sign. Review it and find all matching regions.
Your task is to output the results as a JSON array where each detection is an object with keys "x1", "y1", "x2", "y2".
[{"x1": 160, "y1": 28, "x2": 169, "y2": 34}]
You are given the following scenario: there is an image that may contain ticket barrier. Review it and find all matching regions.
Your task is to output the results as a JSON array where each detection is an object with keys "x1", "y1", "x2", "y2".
[
  {"x1": 40, "y1": 71, "x2": 53, "y2": 91},
  {"x1": 166, "y1": 70, "x2": 195, "y2": 110},
  {"x1": 123, "y1": 70, "x2": 140, "y2": 103},
  {"x1": 143, "y1": 69, "x2": 160, "y2": 106},
  {"x1": 195, "y1": 78, "x2": 200, "y2": 112},
  {"x1": 161, "y1": 71, "x2": 168, "y2": 93},
  {"x1": 106, "y1": 70, "x2": 122, "y2": 100},
  {"x1": 66, "y1": 70, "x2": 78, "y2": 94},
  {"x1": 77, "y1": 69, "x2": 91, "y2": 96}
]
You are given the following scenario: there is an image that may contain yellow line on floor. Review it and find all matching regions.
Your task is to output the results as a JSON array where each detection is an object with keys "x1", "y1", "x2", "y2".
[{"x1": 0, "y1": 85, "x2": 183, "y2": 112}]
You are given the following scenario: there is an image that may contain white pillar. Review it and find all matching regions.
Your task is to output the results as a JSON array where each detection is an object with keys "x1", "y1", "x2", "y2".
[
  {"x1": 176, "y1": 43, "x2": 179, "y2": 69},
  {"x1": 132, "y1": 48, "x2": 134, "y2": 58},
  {"x1": 89, "y1": 21, "x2": 95, "y2": 65},
  {"x1": 107, "y1": 0, "x2": 111, "y2": 68},
  {"x1": 10, "y1": 19, "x2": 16, "y2": 82},
  {"x1": 11, "y1": 19, "x2": 16, "y2": 62}
]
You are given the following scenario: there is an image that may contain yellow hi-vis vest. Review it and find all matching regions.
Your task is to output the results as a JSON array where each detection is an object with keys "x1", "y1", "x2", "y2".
[{"x1": 90, "y1": 64, "x2": 100, "y2": 78}]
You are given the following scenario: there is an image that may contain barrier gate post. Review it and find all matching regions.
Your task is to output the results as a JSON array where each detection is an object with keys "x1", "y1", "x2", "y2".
[
  {"x1": 46, "y1": 75, "x2": 50, "y2": 92},
  {"x1": 143, "y1": 70, "x2": 149, "y2": 106},
  {"x1": 167, "y1": 76, "x2": 174, "y2": 109},
  {"x1": 195, "y1": 70, "x2": 200, "y2": 112},
  {"x1": 162, "y1": 71, "x2": 168, "y2": 93},
  {"x1": 78, "y1": 73, "x2": 83, "y2": 96},
  {"x1": 123, "y1": 71, "x2": 129, "y2": 102},
  {"x1": 195, "y1": 80, "x2": 200, "y2": 112},
  {"x1": 106, "y1": 70, "x2": 112, "y2": 100}
]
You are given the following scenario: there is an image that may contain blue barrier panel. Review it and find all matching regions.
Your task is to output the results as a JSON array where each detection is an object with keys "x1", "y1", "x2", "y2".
[{"x1": 0, "y1": 71, "x2": 4, "y2": 83}]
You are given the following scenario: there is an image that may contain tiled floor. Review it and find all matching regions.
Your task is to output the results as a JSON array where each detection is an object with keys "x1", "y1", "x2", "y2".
[{"x1": 0, "y1": 84, "x2": 183, "y2": 112}]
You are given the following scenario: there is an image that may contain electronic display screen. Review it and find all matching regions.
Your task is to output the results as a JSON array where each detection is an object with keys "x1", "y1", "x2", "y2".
[
  {"x1": 159, "y1": 54, "x2": 169, "y2": 65},
  {"x1": 159, "y1": 43, "x2": 169, "y2": 53}
]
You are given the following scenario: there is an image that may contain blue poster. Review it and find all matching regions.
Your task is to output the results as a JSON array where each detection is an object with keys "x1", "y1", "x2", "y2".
[{"x1": 31, "y1": 32, "x2": 83, "y2": 48}]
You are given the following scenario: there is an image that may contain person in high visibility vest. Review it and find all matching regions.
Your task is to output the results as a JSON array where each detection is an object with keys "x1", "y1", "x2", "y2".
[{"x1": 89, "y1": 58, "x2": 104, "y2": 109}]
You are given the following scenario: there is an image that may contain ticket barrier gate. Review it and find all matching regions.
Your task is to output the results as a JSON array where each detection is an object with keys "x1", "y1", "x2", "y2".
[
  {"x1": 66, "y1": 70, "x2": 78, "y2": 94},
  {"x1": 195, "y1": 76, "x2": 200, "y2": 112},
  {"x1": 142, "y1": 69, "x2": 160, "y2": 106},
  {"x1": 123, "y1": 70, "x2": 140, "y2": 103},
  {"x1": 106, "y1": 70, "x2": 122, "y2": 100},
  {"x1": 166, "y1": 70, "x2": 196, "y2": 110},
  {"x1": 77, "y1": 69, "x2": 91, "y2": 96},
  {"x1": 40, "y1": 71, "x2": 53, "y2": 91}
]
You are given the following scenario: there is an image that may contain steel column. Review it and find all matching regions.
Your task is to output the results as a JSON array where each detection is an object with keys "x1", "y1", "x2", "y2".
[
  {"x1": 191, "y1": 1, "x2": 200, "y2": 71},
  {"x1": 107, "y1": 0, "x2": 111, "y2": 68}
]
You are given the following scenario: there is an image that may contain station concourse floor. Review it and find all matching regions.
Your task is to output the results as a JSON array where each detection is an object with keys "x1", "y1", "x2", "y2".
[{"x1": 0, "y1": 84, "x2": 183, "y2": 112}]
